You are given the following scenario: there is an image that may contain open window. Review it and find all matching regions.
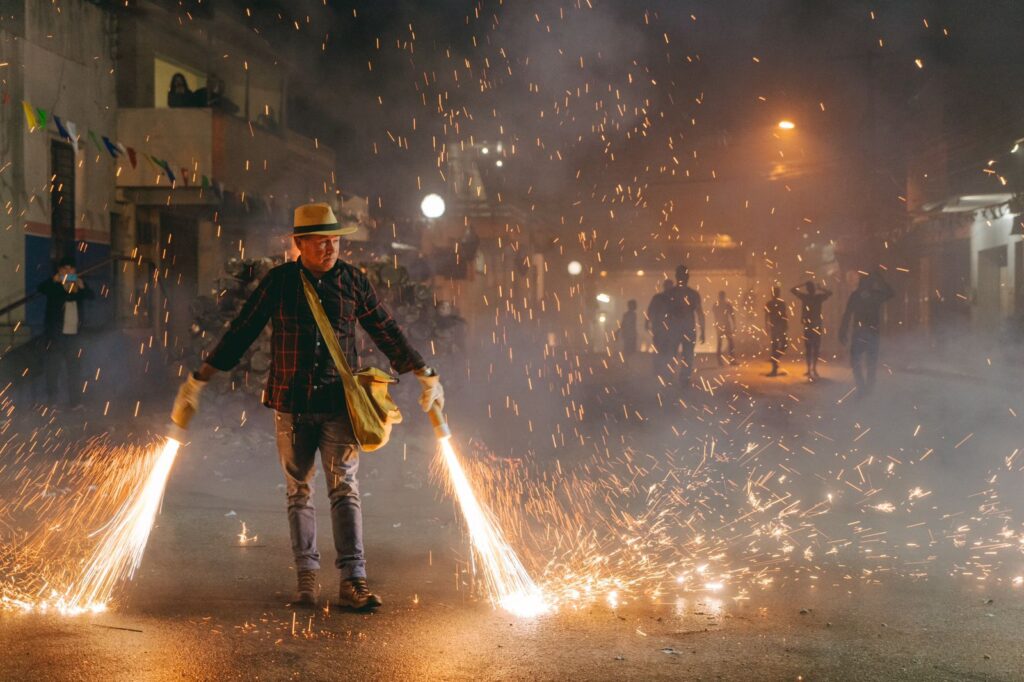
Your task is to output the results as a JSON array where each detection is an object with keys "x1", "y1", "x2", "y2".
[{"x1": 154, "y1": 56, "x2": 206, "y2": 109}]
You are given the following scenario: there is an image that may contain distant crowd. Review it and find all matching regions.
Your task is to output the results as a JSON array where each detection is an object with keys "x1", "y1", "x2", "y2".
[{"x1": 619, "y1": 265, "x2": 894, "y2": 396}]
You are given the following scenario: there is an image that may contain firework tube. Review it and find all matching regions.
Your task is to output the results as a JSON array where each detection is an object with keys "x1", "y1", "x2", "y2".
[{"x1": 428, "y1": 403, "x2": 451, "y2": 440}]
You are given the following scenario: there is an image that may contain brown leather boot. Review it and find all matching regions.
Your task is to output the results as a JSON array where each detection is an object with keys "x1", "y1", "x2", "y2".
[
  {"x1": 295, "y1": 569, "x2": 320, "y2": 605},
  {"x1": 337, "y1": 578, "x2": 382, "y2": 610}
]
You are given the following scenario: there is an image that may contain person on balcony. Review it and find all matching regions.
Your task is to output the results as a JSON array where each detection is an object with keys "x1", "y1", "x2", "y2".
[
  {"x1": 167, "y1": 73, "x2": 195, "y2": 108},
  {"x1": 194, "y1": 75, "x2": 239, "y2": 115},
  {"x1": 38, "y1": 256, "x2": 94, "y2": 410}
]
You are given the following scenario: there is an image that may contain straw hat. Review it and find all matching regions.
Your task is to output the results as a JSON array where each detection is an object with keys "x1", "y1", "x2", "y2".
[{"x1": 292, "y1": 202, "x2": 358, "y2": 237}]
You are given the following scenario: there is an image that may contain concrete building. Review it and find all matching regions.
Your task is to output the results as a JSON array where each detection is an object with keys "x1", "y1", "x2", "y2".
[
  {"x1": 0, "y1": 0, "x2": 119, "y2": 348},
  {"x1": 111, "y1": 1, "x2": 337, "y2": 350},
  {"x1": 0, "y1": 0, "x2": 342, "y2": 379},
  {"x1": 918, "y1": 194, "x2": 1023, "y2": 334}
]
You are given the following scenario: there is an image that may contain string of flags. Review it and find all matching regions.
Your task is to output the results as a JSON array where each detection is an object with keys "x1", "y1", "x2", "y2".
[
  {"x1": 21, "y1": 98, "x2": 220, "y2": 193},
  {"x1": 19, "y1": 99, "x2": 313, "y2": 218}
]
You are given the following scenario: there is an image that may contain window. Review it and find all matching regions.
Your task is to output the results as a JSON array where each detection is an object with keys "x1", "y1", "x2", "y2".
[{"x1": 154, "y1": 56, "x2": 206, "y2": 109}]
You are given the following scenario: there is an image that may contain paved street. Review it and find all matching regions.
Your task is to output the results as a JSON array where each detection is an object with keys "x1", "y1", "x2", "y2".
[{"x1": 2, "y1": 350, "x2": 1023, "y2": 681}]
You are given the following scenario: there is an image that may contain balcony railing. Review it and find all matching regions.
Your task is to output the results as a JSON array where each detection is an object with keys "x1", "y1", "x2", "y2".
[{"x1": 116, "y1": 108, "x2": 335, "y2": 203}]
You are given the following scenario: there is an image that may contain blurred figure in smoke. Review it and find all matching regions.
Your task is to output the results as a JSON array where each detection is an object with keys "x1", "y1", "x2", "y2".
[
  {"x1": 839, "y1": 270, "x2": 894, "y2": 396},
  {"x1": 791, "y1": 281, "x2": 832, "y2": 379},
  {"x1": 38, "y1": 256, "x2": 94, "y2": 409},
  {"x1": 619, "y1": 299, "x2": 638, "y2": 355},
  {"x1": 712, "y1": 290, "x2": 737, "y2": 366},
  {"x1": 669, "y1": 266, "x2": 705, "y2": 383},
  {"x1": 764, "y1": 286, "x2": 789, "y2": 377},
  {"x1": 646, "y1": 280, "x2": 677, "y2": 364}
]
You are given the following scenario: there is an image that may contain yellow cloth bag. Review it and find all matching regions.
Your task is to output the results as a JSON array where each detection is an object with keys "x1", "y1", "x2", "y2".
[{"x1": 300, "y1": 272, "x2": 402, "y2": 451}]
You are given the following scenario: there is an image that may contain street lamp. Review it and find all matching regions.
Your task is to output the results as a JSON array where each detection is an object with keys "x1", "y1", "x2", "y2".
[
  {"x1": 421, "y1": 193, "x2": 446, "y2": 219},
  {"x1": 567, "y1": 260, "x2": 583, "y2": 276},
  {"x1": 777, "y1": 120, "x2": 796, "y2": 130}
]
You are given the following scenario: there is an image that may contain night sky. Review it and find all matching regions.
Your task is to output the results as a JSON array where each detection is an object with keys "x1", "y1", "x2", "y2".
[{"x1": 171, "y1": 1, "x2": 1024, "y2": 241}]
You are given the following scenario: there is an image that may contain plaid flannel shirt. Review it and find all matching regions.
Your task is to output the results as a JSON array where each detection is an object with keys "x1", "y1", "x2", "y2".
[{"x1": 206, "y1": 259, "x2": 425, "y2": 413}]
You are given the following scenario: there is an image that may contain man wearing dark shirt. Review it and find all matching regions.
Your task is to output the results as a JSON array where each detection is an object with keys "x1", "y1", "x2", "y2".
[
  {"x1": 171, "y1": 203, "x2": 443, "y2": 610},
  {"x1": 668, "y1": 266, "x2": 705, "y2": 383},
  {"x1": 647, "y1": 279, "x2": 677, "y2": 359},
  {"x1": 790, "y1": 281, "x2": 832, "y2": 380},
  {"x1": 38, "y1": 256, "x2": 94, "y2": 409},
  {"x1": 764, "y1": 286, "x2": 789, "y2": 377},
  {"x1": 839, "y1": 270, "x2": 894, "y2": 395}
]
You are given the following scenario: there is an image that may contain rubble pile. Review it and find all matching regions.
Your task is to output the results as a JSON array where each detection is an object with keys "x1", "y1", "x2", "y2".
[{"x1": 185, "y1": 256, "x2": 280, "y2": 399}]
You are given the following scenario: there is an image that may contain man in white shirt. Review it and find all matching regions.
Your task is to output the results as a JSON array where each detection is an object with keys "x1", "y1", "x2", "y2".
[{"x1": 37, "y1": 256, "x2": 94, "y2": 409}]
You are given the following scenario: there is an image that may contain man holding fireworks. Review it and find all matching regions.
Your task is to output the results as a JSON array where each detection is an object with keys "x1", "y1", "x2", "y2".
[{"x1": 171, "y1": 203, "x2": 444, "y2": 610}]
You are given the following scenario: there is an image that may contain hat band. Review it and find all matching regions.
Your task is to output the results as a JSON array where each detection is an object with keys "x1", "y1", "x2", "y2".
[{"x1": 293, "y1": 223, "x2": 339, "y2": 236}]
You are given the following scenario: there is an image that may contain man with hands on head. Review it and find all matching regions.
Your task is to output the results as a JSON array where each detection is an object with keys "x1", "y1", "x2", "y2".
[
  {"x1": 172, "y1": 203, "x2": 443, "y2": 611},
  {"x1": 839, "y1": 269, "x2": 893, "y2": 397},
  {"x1": 38, "y1": 255, "x2": 95, "y2": 409}
]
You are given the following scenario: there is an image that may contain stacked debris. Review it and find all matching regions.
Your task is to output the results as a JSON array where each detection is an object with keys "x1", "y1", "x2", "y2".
[
  {"x1": 181, "y1": 255, "x2": 467, "y2": 405},
  {"x1": 183, "y1": 256, "x2": 280, "y2": 399}
]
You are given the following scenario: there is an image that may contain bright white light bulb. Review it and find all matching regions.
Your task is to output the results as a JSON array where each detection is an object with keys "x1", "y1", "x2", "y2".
[
  {"x1": 421, "y1": 194, "x2": 446, "y2": 219},
  {"x1": 567, "y1": 260, "x2": 583, "y2": 276}
]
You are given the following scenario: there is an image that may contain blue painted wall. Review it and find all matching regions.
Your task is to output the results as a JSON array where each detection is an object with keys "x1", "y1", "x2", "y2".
[{"x1": 24, "y1": 236, "x2": 113, "y2": 336}]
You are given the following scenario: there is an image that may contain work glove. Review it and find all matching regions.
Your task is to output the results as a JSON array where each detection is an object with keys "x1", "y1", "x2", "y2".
[
  {"x1": 171, "y1": 373, "x2": 207, "y2": 429},
  {"x1": 414, "y1": 368, "x2": 444, "y2": 412}
]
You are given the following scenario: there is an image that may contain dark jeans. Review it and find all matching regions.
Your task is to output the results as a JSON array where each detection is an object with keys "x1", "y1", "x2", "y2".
[
  {"x1": 274, "y1": 411, "x2": 365, "y2": 579},
  {"x1": 850, "y1": 329, "x2": 880, "y2": 393},
  {"x1": 44, "y1": 334, "x2": 81, "y2": 405},
  {"x1": 679, "y1": 330, "x2": 697, "y2": 380},
  {"x1": 769, "y1": 333, "x2": 788, "y2": 372}
]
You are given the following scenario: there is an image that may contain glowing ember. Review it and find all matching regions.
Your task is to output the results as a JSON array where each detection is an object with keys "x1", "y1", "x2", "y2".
[
  {"x1": 238, "y1": 521, "x2": 258, "y2": 545},
  {"x1": 438, "y1": 436, "x2": 547, "y2": 618}
]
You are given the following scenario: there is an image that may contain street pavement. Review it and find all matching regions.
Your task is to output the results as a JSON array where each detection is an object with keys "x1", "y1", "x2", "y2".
[{"x1": 2, "y1": 349, "x2": 1023, "y2": 681}]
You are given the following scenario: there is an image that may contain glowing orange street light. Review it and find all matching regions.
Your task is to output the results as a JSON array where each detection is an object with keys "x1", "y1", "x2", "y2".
[{"x1": 778, "y1": 120, "x2": 796, "y2": 130}]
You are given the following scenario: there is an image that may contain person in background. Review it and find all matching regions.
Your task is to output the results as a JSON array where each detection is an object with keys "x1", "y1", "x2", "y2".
[
  {"x1": 194, "y1": 75, "x2": 240, "y2": 115},
  {"x1": 647, "y1": 279, "x2": 677, "y2": 363},
  {"x1": 669, "y1": 265, "x2": 705, "y2": 384},
  {"x1": 620, "y1": 300, "x2": 638, "y2": 355},
  {"x1": 38, "y1": 256, "x2": 94, "y2": 409},
  {"x1": 764, "y1": 285, "x2": 789, "y2": 377},
  {"x1": 839, "y1": 269, "x2": 894, "y2": 396},
  {"x1": 790, "y1": 281, "x2": 832, "y2": 380},
  {"x1": 712, "y1": 290, "x2": 737, "y2": 366},
  {"x1": 167, "y1": 73, "x2": 194, "y2": 108}
]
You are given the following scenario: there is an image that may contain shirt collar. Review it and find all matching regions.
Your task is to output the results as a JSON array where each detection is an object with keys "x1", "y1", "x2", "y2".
[{"x1": 297, "y1": 257, "x2": 341, "y2": 281}]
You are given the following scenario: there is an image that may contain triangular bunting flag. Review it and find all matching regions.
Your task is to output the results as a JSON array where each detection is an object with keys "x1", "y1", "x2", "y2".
[
  {"x1": 88, "y1": 130, "x2": 103, "y2": 152},
  {"x1": 64, "y1": 120, "x2": 79, "y2": 152},
  {"x1": 35, "y1": 107, "x2": 48, "y2": 129},
  {"x1": 154, "y1": 157, "x2": 175, "y2": 183},
  {"x1": 102, "y1": 136, "x2": 120, "y2": 158},
  {"x1": 21, "y1": 101, "x2": 39, "y2": 131},
  {"x1": 53, "y1": 115, "x2": 70, "y2": 140},
  {"x1": 180, "y1": 168, "x2": 190, "y2": 186},
  {"x1": 126, "y1": 146, "x2": 137, "y2": 168},
  {"x1": 201, "y1": 174, "x2": 211, "y2": 189}
]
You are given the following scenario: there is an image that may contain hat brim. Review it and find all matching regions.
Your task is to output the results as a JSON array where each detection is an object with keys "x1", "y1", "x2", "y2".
[{"x1": 293, "y1": 224, "x2": 360, "y2": 237}]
